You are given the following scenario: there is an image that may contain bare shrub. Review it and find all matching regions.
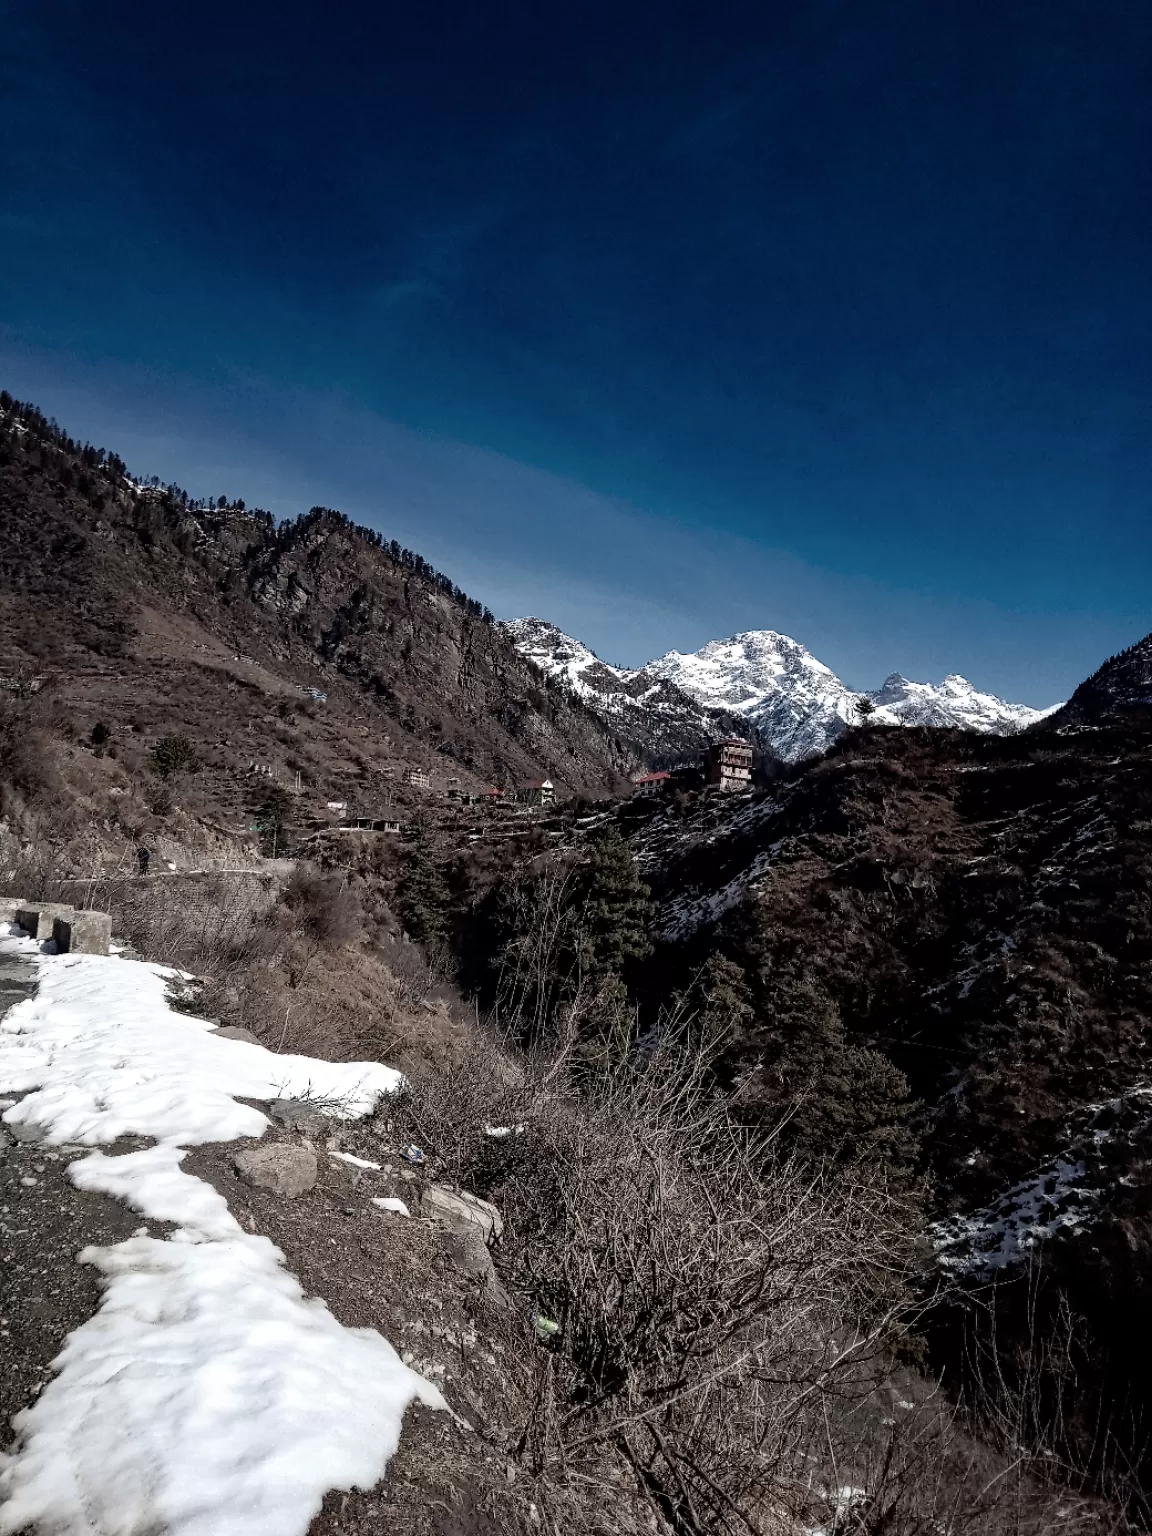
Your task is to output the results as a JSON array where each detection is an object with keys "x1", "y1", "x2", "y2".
[
  {"x1": 281, "y1": 866, "x2": 362, "y2": 948},
  {"x1": 397, "y1": 1022, "x2": 921, "y2": 1535},
  {"x1": 0, "y1": 694, "x2": 59, "y2": 814},
  {"x1": 488, "y1": 863, "x2": 581, "y2": 1039},
  {"x1": 397, "y1": 1014, "x2": 1142, "y2": 1535},
  {"x1": 810, "y1": 1384, "x2": 1137, "y2": 1536},
  {"x1": 0, "y1": 811, "x2": 105, "y2": 902}
]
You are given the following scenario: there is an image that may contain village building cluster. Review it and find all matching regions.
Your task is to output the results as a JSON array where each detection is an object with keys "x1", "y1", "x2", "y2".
[{"x1": 265, "y1": 734, "x2": 754, "y2": 859}]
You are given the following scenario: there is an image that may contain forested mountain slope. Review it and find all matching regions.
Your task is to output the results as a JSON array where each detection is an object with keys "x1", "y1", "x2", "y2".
[
  {"x1": 617, "y1": 702, "x2": 1152, "y2": 1478},
  {"x1": 0, "y1": 394, "x2": 635, "y2": 807},
  {"x1": 1047, "y1": 630, "x2": 1152, "y2": 729},
  {"x1": 630, "y1": 715, "x2": 1152, "y2": 1194}
]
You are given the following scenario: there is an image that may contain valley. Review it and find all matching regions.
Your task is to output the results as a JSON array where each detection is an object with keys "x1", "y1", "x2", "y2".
[{"x1": 2, "y1": 390, "x2": 1151, "y2": 1534}]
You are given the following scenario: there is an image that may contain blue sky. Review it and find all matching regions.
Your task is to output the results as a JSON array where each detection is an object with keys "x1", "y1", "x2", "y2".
[{"x1": 2, "y1": 0, "x2": 1150, "y2": 701}]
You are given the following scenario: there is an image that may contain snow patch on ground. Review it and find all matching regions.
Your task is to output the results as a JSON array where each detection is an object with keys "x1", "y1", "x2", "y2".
[
  {"x1": 0, "y1": 938, "x2": 444, "y2": 1536},
  {"x1": 0, "y1": 947, "x2": 400, "y2": 1147},
  {"x1": 931, "y1": 1157, "x2": 1099, "y2": 1277},
  {"x1": 659, "y1": 843, "x2": 783, "y2": 941},
  {"x1": 932, "y1": 1087, "x2": 1152, "y2": 1280}
]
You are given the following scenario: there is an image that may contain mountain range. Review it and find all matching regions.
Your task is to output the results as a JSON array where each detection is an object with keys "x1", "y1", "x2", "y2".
[
  {"x1": 0, "y1": 394, "x2": 638, "y2": 812},
  {"x1": 6, "y1": 386, "x2": 1152, "y2": 1520},
  {"x1": 504, "y1": 618, "x2": 1059, "y2": 764}
]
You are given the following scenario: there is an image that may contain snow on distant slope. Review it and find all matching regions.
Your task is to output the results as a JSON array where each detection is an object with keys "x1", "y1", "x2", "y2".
[
  {"x1": 0, "y1": 938, "x2": 444, "y2": 1536},
  {"x1": 502, "y1": 617, "x2": 632, "y2": 701},
  {"x1": 647, "y1": 630, "x2": 838, "y2": 714},
  {"x1": 648, "y1": 631, "x2": 861, "y2": 760},
  {"x1": 500, "y1": 617, "x2": 748, "y2": 762},
  {"x1": 871, "y1": 673, "x2": 1061, "y2": 734},
  {"x1": 650, "y1": 632, "x2": 1058, "y2": 761},
  {"x1": 507, "y1": 620, "x2": 1060, "y2": 764}
]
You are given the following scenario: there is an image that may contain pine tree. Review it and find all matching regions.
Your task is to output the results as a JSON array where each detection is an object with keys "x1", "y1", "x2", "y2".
[
  {"x1": 253, "y1": 782, "x2": 294, "y2": 856},
  {"x1": 150, "y1": 732, "x2": 198, "y2": 779},
  {"x1": 854, "y1": 695, "x2": 877, "y2": 721},
  {"x1": 571, "y1": 826, "x2": 653, "y2": 979},
  {"x1": 686, "y1": 954, "x2": 755, "y2": 1046},
  {"x1": 738, "y1": 982, "x2": 916, "y2": 1171},
  {"x1": 396, "y1": 826, "x2": 451, "y2": 945}
]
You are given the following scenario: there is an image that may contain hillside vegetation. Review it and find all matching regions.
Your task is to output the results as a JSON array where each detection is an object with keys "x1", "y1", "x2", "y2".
[
  {"x1": 0, "y1": 392, "x2": 635, "y2": 860},
  {"x1": 3, "y1": 390, "x2": 1151, "y2": 1533}
]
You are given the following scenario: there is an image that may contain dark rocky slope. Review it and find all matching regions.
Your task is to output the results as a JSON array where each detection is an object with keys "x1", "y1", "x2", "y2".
[
  {"x1": 618, "y1": 700, "x2": 1152, "y2": 1486},
  {"x1": 1046, "y1": 630, "x2": 1152, "y2": 729},
  {"x1": 0, "y1": 394, "x2": 635, "y2": 800},
  {"x1": 627, "y1": 709, "x2": 1152, "y2": 1196}
]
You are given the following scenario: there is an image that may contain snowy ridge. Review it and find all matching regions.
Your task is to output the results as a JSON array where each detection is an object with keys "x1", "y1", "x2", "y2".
[
  {"x1": 0, "y1": 936, "x2": 445, "y2": 1536},
  {"x1": 871, "y1": 673, "x2": 1061, "y2": 734},
  {"x1": 647, "y1": 630, "x2": 840, "y2": 714},
  {"x1": 650, "y1": 633, "x2": 1059, "y2": 761},
  {"x1": 505, "y1": 619, "x2": 1059, "y2": 763},
  {"x1": 500, "y1": 617, "x2": 747, "y2": 761},
  {"x1": 502, "y1": 617, "x2": 634, "y2": 703}
]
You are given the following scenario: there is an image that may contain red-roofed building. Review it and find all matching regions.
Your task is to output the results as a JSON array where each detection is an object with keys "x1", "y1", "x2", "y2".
[{"x1": 631, "y1": 771, "x2": 673, "y2": 796}]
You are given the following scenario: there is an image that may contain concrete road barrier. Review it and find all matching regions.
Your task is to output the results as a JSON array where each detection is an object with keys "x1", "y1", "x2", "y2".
[
  {"x1": 15, "y1": 903, "x2": 76, "y2": 939},
  {"x1": 4, "y1": 901, "x2": 112, "y2": 954},
  {"x1": 52, "y1": 911, "x2": 112, "y2": 956}
]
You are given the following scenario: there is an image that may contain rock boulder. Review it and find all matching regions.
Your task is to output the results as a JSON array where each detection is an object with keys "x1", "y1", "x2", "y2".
[
  {"x1": 421, "y1": 1184, "x2": 504, "y2": 1243},
  {"x1": 267, "y1": 1097, "x2": 328, "y2": 1140},
  {"x1": 233, "y1": 1143, "x2": 317, "y2": 1198}
]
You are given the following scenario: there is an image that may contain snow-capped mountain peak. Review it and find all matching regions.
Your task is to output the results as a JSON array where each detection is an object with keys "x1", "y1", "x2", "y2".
[
  {"x1": 498, "y1": 618, "x2": 750, "y2": 763},
  {"x1": 869, "y1": 671, "x2": 1058, "y2": 734},
  {"x1": 646, "y1": 630, "x2": 838, "y2": 714},
  {"x1": 501, "y1": 617, "x2": 628, "y2": 691},
  {"x1": 504, "y1": 618, "x2": 1061, "y2": 765}
]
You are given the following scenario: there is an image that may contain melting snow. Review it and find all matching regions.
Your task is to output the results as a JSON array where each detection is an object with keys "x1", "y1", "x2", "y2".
[
  {"x1": 0, "y1": 936, "x2": 444, "y2": 1536},
  {"x1": 931, "y1": 1157, "x2": 1098, "y2": 1277}
]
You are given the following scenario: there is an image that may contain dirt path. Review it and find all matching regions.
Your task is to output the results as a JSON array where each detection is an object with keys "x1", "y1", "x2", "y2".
[
  {"x1": 184, "y1": 1136, "x2": 519, "y2": 1535},
  {"x1": 1, "y1": 937, "x2": 515, "y2": 1535}
]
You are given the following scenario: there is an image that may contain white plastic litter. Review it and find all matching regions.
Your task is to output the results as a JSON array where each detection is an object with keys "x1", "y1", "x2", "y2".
[
  {"x1": 372, "y1": 1196, "x2": 411, "y2": 1217},
  {"x1": 331, "y1": 1150, "x2": 382, "y2": 1171}
]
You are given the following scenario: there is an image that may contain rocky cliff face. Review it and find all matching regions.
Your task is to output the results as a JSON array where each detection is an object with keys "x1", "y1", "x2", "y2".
[{"x1": 0, "y1": 397, "x2": 634, "y2": 797}]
